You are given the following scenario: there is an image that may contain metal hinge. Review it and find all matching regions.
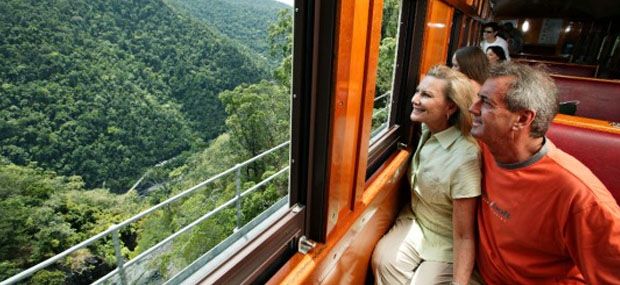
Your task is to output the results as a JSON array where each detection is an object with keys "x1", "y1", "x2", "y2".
[{"x1": 297, "y1": 235, "x2": 316, "y2": 254}]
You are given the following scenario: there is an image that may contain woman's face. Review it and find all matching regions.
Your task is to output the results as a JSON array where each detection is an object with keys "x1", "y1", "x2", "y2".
[
  {"x1": 486, "y1": 49, "x2": 499, "y2": 64},
  {"x1": 451, "y1": 55, "x2": 460, "y2": 71},
  {"x1": 410, "y1": 75, "x2": 456, "y2": 133}
]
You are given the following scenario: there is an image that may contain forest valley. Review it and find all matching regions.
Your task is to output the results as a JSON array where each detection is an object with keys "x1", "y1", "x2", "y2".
[{"x1": 0, "y1": 0, "x2": 397, "y2": 283}]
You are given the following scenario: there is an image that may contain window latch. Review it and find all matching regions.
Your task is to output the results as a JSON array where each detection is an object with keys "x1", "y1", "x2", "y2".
[{"x1": 298, "y1": 235, "x2": 316, "y2": 254}]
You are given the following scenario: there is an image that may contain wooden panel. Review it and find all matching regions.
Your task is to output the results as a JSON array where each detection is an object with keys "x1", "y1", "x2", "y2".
[
  {"x1": 443, "y1": 0, "x2": 476, "y2": 16},
  {"x1": 355, "y1": 0, "x2": 385, "y2": 203},
  {"x1": 467, "y1": 18, "x2": 478, "y2": 46},
  {"x1": 481, "y1": 0, "x2": 492, "y2": 18},
  {"x1": 554, "y1": 114, "x2": 620, "y2": 135},
  {"x1": 266, "y1": 149, "x2": 411, "y2": 284},
  {"x1": 326, "y1": 0, "x2": 380, "y2": 236},
  {"x1": 457, "y1": 15, "x2": 469, "y2": 47},
  {"x1": 419, "y1": 0, "x2": 454, "y2": 76}
]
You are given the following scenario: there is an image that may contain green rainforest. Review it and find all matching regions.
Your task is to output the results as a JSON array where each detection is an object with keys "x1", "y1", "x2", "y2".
[{"x1": 0, "y1": 0, "x2": 398, "y2": 283}]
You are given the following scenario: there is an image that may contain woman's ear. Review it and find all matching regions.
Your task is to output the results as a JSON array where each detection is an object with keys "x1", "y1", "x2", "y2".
[{"x1": 447, "y1": 101, "x2": 458, "y2": 116}]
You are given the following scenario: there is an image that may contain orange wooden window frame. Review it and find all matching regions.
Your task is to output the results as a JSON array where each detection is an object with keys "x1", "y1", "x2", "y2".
[{"x1": 419, "y1": 0, "x2": 454, "y2": 77}]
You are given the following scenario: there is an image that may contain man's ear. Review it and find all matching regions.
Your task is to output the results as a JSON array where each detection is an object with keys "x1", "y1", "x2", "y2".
[{"x1": 513, "y1": 109, "x2": 536, "y2": 130}]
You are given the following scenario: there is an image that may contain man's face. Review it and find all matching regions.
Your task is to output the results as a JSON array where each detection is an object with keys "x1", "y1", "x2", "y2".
[
  {"x1": 483, "y1": 27, "x2": 496, "y2": 41},
  {"x1": 469, "y1": 76, "x2": 519, "y2": 146}
]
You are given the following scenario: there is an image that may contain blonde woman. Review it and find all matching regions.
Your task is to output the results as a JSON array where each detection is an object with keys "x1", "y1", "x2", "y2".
[{"x1": 372, "y1": 65, "x2": 481, "y2": 285}]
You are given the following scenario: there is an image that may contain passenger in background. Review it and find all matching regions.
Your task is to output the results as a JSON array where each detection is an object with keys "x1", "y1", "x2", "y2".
[
  {"x1": 502, "y1": 22, "x2": 523, "y2": 54},
  {"x1": 372, "y1": 65, "x2": 481, "y2": 285},
  {"x1": 480, "y1": 22, "x2": 510, "y2": 61},
  {"x1": 485, "y1": 46, "x2": 507, "y2": 65},
  {"x1": 469, "y1": 62, "x2": 620, "y2": 284},
  {"x1": 452, "y1": 46, "x2": 489, "y2": 93}
]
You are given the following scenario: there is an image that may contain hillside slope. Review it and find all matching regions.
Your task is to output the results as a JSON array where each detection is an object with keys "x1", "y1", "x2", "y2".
[
  {"x1": 0, "y1": 0, "x2": 268, "y2": 191},
  {"x1": 165, "y1": 0, "x2": 289, "y2": 63}
]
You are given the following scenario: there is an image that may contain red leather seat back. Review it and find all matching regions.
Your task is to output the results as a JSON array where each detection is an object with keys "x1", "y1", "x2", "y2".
[
  {"x1": 552, "y1": 75, "x2": 620, "y2": 122},
  {"x1": 546, "y1": 64, "x2": 596, "y2": 77},
  {"x1": 547, "y1": 122, "x2": 620, "y2": 203},
  {"x1": 515, "y1": 59, "x2": 597, "y2": 77}
]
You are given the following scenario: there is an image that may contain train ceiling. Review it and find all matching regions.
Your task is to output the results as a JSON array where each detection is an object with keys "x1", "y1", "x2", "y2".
[{"x1": 491, "y1": 0, "x2": 620, "y2": 19}]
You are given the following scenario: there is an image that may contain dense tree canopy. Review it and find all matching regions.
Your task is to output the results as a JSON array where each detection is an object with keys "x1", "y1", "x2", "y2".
[
  {"x1": 372, "y1": 0, "x2": 400, "y2": 132},
  {"x1": 165, "y1": 0, "x2": 290, "y2": 64},
  {"x1": 132, "y1": 79, "x2": 291, "y2": 281},
  {"x1": 0, "y1": 0, "x2": 294, "y2": 283},
  {"x1": 0, "y1": 159, "x2": 143, "y2": 283},
  {"x1": 0, "y1": 0, "x2": 268, "y2": 191}
]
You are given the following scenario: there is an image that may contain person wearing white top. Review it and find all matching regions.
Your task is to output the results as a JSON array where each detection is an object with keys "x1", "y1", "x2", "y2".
[{"x1": 480, "y1": 22, "x2": 510, "y2": 61}]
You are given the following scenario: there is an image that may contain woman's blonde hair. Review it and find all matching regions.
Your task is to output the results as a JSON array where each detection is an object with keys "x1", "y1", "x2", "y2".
[{"x1": 425, "y1": 65, "x2": 476, "y2": 138}]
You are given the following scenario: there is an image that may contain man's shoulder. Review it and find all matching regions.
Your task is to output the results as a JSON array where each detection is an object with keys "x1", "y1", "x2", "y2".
[
  {"x1": 479, "y1": 140, "x2": 606, "y2": 192},
  {"x1": 545, "y1": 143, "x2": 614, "y2": 205},
  {"x1": 496, "y1": 38, "x2": 510, "y2": 50},
  {"x1": 546, "y1": 144, "x2": 603, "y2": 186},
  {"x1": 496, "y1": 36, "x2": 509, "y2": 44}
]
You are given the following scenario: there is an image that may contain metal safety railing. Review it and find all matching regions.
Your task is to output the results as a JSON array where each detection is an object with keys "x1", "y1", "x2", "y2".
[
  {"x1": 371, "y1": 91, "x2": 392, "y2": 142},
  {"x1": 1, "y1": 141, "x2": 290, "y2": 285},
  {"x1": 374, "y1": 90, "x2": 391, "y2": 103}
]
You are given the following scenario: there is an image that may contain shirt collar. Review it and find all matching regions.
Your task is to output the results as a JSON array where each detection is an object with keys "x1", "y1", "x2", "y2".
[
  {"x1": 431, "y1": 125, "x2": 460, "y2": 150},
  {"x1": 496, "y1": 137, "x2": 548, "y2": 169}
]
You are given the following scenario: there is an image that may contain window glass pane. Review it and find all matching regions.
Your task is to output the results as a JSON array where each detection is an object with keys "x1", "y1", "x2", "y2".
[
  {"x1": 0, "y1": 0, "x2": 293, "y2": 283},
  {"x1": 370, "y1": 0, "x2": 401, "y2": 143}
]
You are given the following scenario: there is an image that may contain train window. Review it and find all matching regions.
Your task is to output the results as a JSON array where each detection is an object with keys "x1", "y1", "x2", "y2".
[
  {"x1": 467, "y1": 18, "x2": 477, "y2": 46},
  {"x1": 365, "y1": 0, "x2": 427, "y2": 178},
  {"x1": 0, "y1": 0, "x2": 306, "y2": 284},
  {"x1": 459, "y1": 16, "x2": 471, "y2": 47},
  {"x1": 370, "y1": 0, "x2": 402, "y2": 144},
  {"x1": 447, "y1": 10, "x2": 464, "y2": 62}
]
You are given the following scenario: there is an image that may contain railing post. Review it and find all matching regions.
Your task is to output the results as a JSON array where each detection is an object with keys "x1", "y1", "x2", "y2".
[
  {"x1": 235, "y1": 166, "x2": 242, "y2": 231},
  {"x1": 111, "y1": 225, "x2": 128, "y2": 285}
]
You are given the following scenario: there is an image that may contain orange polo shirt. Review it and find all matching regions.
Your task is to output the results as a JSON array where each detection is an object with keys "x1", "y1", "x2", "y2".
[{"x1": 477, "y1": 140, "x2": 620, "y2": 284}]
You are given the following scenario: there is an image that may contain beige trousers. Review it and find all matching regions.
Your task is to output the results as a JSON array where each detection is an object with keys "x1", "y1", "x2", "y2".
[{"x1": 371, "y1": 206, "x2": 482, "y2": 285}]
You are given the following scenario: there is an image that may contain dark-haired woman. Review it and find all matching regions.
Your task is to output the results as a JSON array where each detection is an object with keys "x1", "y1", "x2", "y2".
[
  {"x1": 452, "y1": 46, "x2": 489, "y2": 93},
  {"x1": 486, "y1": 46, "x2": 507, "y2": 65}
]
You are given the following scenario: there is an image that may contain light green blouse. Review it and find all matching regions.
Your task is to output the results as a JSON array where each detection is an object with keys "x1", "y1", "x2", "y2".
[{"x1": 408, "y1": 124, "x2": 481, "y2": 262}]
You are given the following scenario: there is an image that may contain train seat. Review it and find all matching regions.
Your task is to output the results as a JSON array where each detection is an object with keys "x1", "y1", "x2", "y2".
[
  {"x1": 513, "y1": 53, "x2": 571, "y2": 63},
  {"x1": 515, "y1": 59, "x2": 597, "y2": 77},
  {"x1": 547, "y1": 115, "x2": 620, "y2": 203},
  {"x1": 551, "y1": 75, "x2": 620, "y2": 122}
]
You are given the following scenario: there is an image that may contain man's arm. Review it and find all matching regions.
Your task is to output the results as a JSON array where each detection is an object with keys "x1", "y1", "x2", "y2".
[{"x1": 564, "y1": 201, "x2": 620, "y2": 284}]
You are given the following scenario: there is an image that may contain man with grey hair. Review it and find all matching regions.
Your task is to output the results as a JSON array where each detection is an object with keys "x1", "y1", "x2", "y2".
[{"x1": 469, "y1": 62, "x2": 620, "y2": 284}]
